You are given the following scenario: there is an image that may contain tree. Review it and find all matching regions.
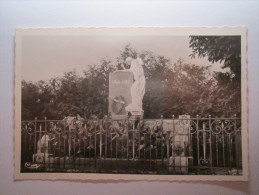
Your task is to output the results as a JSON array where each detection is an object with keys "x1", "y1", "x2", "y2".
[
  {"x1": 210, "y1": 72, "x2": 241, "y2": 117},
  {"x1": 22, "y1": 81, "x2": 40, "y2": 120},
  {"x1": 189, "y1": 36, "x2": 241, "y2": 82},
  {"x1": 22, "y1": 45, "x2": 241, "y2": 120},
  {"x1": 82, "y1": 59, "x2": 116, "y2": 118},
  {"x1": 116, "y1": 46, "x2": 222, "y2": 118},
  {"x1": 22, "y1": 80, "x2": 57, "y2": 120}
]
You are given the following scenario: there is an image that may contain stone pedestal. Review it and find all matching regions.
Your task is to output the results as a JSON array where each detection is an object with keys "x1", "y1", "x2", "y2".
[
  {"x1": 168, "y1": 156, "x2": 193, "y2": 173},
  {"x1": 162, "y1": 115, "x2": 192, "y2": 172},
  {"x1": 33, "y1": 134, "x2": 51, "y2": 163},
  {"x1": 127, "y1": 110, "x2": 144, "y2": 120}
]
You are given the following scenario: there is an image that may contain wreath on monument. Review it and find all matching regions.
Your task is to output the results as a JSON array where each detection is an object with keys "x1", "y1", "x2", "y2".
[{"x1": 112, "y1": 95, "x2": 126, "y2": 114}]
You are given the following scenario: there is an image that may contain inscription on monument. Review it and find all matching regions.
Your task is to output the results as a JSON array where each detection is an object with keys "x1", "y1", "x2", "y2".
[{"x1": 109, "y1": 71, "x2": 133, "y2": 119}]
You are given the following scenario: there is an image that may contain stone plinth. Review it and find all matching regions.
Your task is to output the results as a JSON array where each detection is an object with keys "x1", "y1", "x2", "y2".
[
  {"x1": 127, "y1": 110, "x2": 144, "y2": 120},
  {"x1": 145, "y1": 115, "x2": 191, "y2": 172}
]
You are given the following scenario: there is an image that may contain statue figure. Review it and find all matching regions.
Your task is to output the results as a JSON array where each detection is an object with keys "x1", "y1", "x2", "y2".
[{"x1": 121, "y1": 57, "x2": 146, "y2": 112}]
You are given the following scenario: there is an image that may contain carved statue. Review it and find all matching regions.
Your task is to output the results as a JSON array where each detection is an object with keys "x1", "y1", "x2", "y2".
[{"x1": 122, "y1": 57, "x2": 146, "y2": 112}]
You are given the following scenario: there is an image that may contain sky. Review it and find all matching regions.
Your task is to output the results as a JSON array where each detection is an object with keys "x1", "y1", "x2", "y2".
[{"x1": 21, "y1": 34, "x2": 226, "y2": 82}]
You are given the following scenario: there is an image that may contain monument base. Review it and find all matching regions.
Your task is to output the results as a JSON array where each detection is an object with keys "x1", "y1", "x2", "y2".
[
  {"x1": 168, "y1": 156, "x2": 194, "y2": 174},
  {"x1": 127, "y1": 110, "x2": 144, "y2": 120},
  {"x1": 111, "y1": 111, "x2": 144, "y2": 120},
  {"x1": 111, "y1": 114, "x2": 127, "y2": 120}
]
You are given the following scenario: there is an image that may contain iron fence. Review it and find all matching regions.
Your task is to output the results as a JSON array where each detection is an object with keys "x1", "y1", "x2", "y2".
[{"x1": 21, "y1": 116, "x2": 242, "y2": 175}]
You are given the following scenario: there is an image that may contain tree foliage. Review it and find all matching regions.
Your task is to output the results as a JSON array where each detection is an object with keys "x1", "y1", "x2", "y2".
[
  {"x1": 189, "y1": 36, "x2": 241, "y2": 82},
  {"x1": 22, "y1": 44, "x2": 241, "y2": 120}
]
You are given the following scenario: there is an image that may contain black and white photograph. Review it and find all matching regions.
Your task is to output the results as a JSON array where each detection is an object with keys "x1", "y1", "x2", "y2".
[{"x1": 14, "y1": 27, "x2": 248, "y2": 181}]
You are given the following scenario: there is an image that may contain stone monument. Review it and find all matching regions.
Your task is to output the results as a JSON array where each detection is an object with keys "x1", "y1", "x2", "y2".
[
  {"x1": 109, "y1": 71, "x2": 134, "y2": 119},
  {"x1": 109, "y1": 57, "x2": 146, "y2": 120},
  {"x1": 33, "y1": 134, "x2": 50, "y2": 163},
  {"x1": 124, "y1": 57, "x2": 146, "y2": 120}
]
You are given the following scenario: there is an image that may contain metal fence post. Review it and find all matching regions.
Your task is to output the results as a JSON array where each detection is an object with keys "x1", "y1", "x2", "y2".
[
  {"x1": 172, "y1": 115, "x2": 175, "y2": 158},
  {"x1": 133, "y1": 118, "x2": 135, "y2": 160},
  {"x1": 33, "y1": 117, "x2": 37, "y2": 163},
  {"x1": 196, "y1": 115, "x2": 199, "y2": 166},
  {"x1": 209, "y1": 115, "x2": 212, "y2": 167},
  {"x1": 44, "y1": 116, "x2": 47, "y2": 168},
  {"x1": 161, "y1": 115, "x2": 164, "y2": 164},
  {"x1": 166, "y1": 116, "x2": 170, "y2": 164},
  {"x1": 202, "y1": 122, "x2": 206, "y2": 165},
  {"x1": 105, "y1": 115, "x2": 108, "y2": 159},
  {"x1": 234, "y1": 114, "x2": 239, "y2": 174}
]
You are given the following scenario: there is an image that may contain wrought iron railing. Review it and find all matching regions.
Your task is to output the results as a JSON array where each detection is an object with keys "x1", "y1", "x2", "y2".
[{"x1": 21, "y1": 116, "x2": 242, "y2": 175}]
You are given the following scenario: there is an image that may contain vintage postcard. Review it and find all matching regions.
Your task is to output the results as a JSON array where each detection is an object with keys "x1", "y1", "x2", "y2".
[{"x1": 14, "y1": 27, "x2": 248, "y2": 181}]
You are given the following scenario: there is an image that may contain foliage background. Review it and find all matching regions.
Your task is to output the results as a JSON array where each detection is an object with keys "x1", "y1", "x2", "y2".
[{"x1": 22, "y1": 36, "x2": 241, "y2": 120}]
